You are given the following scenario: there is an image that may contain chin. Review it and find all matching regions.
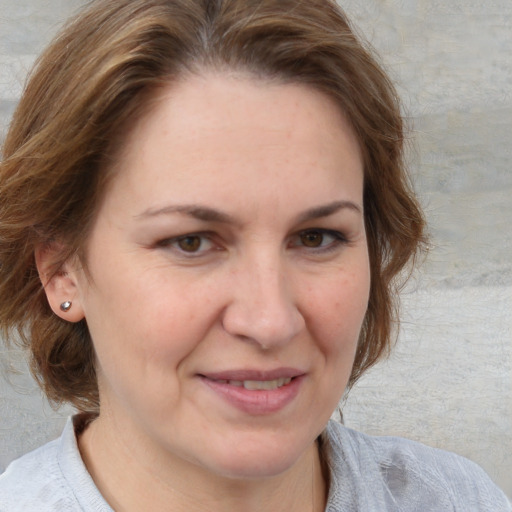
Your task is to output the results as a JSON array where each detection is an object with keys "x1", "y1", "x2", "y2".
[
  {"x1": 214, "y1": 455, "x2": 301, "y2": 481},
  {"x1": 199, "y1": 435, "x2": 315, "y2": 481}
]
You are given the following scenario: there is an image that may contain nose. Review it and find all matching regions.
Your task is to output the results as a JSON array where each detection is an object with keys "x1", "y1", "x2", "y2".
[{"x1": 221, "y1": 255, "x2": 305, "y2": 349}]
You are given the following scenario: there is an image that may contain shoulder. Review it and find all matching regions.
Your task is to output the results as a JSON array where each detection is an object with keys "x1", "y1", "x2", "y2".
[
  {"x1": 323, "y1": 420, "x2": 511, "y2": 511},
  {"x1": 0, "y1": 416, "x2": 110, "y2": 512},
  {"x1": 0, "y1": 437, "x2": 77, "y2": 511}
]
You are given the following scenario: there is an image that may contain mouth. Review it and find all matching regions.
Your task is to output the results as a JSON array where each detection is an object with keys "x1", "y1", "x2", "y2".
[
  {"x1": 198, "y1": 369, "x2": 304, "y2": 414},
  {"x1": 209, "y1": 377, "x2": 293, "y2": 391},
  {"x1": 199, "y1": 367, "x2": 303, "y2": 387}
]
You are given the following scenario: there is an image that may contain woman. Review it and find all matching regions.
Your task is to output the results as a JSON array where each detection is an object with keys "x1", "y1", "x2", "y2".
[{"x1": 0, "y1": 0, "x2": 509, "y2": 510}]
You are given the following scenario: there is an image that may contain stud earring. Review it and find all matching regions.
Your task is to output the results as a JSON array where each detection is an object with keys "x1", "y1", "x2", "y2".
[{"x1": 60, "y1": 301, "x2": 72, "y2": 312}]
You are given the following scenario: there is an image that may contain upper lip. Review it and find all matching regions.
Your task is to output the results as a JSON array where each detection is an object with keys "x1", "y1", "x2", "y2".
[{"x1": 200, "y1": 368, "x2": 305, "y2": 381}]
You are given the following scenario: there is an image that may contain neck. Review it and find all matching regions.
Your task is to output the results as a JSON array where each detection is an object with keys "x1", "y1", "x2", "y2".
[{"x1": 78, "y1": 413, "x2": 327, "y2": 512}]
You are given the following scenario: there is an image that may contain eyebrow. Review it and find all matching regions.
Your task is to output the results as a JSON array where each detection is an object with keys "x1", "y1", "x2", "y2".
[
  {"x1": 135, "y1": 205, "x2": 236, "y2": 224},
  {"x1": 135, "y1": 200, "x2": 361, "y2": 224},
  {"x1": 295, "y1": 200, "x2": 362, "y2": 223}
]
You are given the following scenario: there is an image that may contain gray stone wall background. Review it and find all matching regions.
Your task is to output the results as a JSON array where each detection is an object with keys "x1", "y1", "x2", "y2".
[
  {"x1": 0, "y1": 0, "x2": 511, "y2": 499},
  {"x1": 342, "y1": 0, "x2": 512, "y2": 498}
]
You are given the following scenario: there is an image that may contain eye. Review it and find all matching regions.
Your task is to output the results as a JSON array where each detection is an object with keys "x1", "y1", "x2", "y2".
[
  {"x1": 176, "y1": 235, "x2": 204, "y2": 253},
  {"x1": 300, "y1": 230, "x2": 326, "y2": 248},
  {"x1": 292, "y1": 229, "x2": 347, "y2": 251},
  {"x1": 157, "y1": 233, "x2": 215, "y2": 255}
]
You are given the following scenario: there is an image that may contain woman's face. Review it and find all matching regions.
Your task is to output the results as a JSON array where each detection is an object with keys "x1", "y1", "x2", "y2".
[{"x1": 70, "y1": 73, "x2": 370, "y2": 479}]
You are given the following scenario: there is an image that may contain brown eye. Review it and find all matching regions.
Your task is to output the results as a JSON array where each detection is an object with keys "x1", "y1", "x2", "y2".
[
  {"x1": 300, "y1": 230, "x2": 324, "y2": 248},
  {"x1": 177, "y1": 235, "x2": 202, "y2": 252}
]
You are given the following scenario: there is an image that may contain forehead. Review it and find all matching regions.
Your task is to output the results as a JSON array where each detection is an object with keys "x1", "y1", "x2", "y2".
[{"x1": 101, "y1": 73, "x2": 363, "y2": 217}]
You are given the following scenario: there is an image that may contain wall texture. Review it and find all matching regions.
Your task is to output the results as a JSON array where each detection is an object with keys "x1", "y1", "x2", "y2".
[
  {"x1": 1, "y1": 0, "x2": 511, "y2": 499},
  {"x1": 340, "y1": 0, "x2": 512, "y2": 498}
]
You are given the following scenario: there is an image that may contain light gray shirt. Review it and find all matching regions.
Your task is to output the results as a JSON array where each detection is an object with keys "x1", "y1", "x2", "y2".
[{"x1": 0, "y1": 417, "x2": 510, "y2": 511}]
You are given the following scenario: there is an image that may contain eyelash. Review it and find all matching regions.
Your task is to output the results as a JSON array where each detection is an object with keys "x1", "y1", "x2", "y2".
[{"x1": 156, "y1": 228, "x2": 348, "y2": 257}]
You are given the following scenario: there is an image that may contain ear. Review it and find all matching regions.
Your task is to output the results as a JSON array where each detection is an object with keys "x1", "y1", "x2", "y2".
[{"x1": 35, "y1": 243, "x2": 86, "y2": 323}]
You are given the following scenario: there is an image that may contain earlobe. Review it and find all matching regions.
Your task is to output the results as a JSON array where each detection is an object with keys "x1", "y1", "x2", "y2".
[{"x1": 34, "y1": 244, "x2": 85, "y2": 323}]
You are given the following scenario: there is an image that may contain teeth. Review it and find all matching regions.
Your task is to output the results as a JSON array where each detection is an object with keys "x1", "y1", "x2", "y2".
[{"x1": 225, "y1": 377, "x2": 292, "y2": 390}]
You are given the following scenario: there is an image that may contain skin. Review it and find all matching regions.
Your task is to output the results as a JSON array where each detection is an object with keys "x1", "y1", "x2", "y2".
[{"x1": 39, "y1": 72, "x2": 370, "y2": 512}]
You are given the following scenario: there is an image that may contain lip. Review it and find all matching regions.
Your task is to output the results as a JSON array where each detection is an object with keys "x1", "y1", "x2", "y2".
[
  {"x1": 201, "y1": 367, "x2": 304, "y2": 382},
  {"x1": 199, "y1": 368, "x2": 305, "y2": 415}
]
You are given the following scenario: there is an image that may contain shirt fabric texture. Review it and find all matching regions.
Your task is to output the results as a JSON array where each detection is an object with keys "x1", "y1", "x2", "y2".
[{"x1": 0, "y1": 417, "x2": 510, "y2": 511}]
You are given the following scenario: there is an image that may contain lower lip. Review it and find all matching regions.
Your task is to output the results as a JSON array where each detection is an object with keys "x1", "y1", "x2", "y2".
[{"x1": 200, "y1": 376, "x2": 304, "y2": 415}]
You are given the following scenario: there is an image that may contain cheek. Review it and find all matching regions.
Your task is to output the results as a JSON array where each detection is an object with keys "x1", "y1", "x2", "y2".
[
  {"x1": 305, "y1": 269, "x2": 370, "y2": 354},
  {"x1": 124, "y1": 283, "x2": 223, "y2": 379}
]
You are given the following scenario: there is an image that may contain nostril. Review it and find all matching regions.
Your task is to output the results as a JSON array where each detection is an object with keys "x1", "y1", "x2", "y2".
[{"x1": 222, "y1": 299, "x2": 303, "y2": 346}]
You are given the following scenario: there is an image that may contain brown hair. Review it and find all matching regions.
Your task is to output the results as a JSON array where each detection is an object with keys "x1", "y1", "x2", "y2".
[{"x1": 0, "y1": 0, "x2": 425, "y2": 412}]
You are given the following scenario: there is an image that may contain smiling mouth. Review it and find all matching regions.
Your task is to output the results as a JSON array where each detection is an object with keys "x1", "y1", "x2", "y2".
[
  {"x1": 200, "y1": 372, "x2": 303, "y2": 414},
  {"x1": 210, "y1": 377, "x2": 293, "y2": 390}
]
